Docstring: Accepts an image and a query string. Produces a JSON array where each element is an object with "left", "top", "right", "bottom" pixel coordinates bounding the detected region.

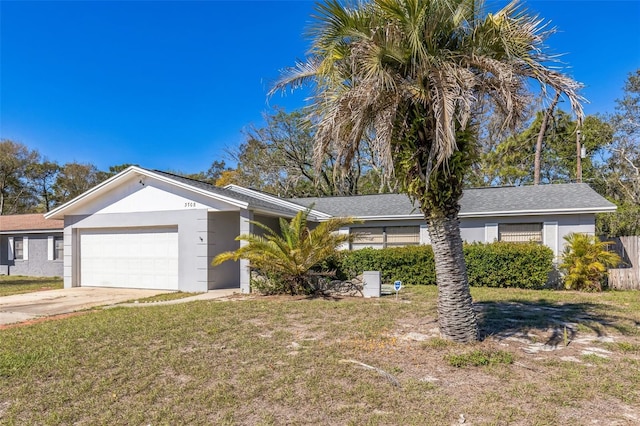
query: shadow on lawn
[{"left": 475, "top": 299, "right": 634, "bottom": 344}]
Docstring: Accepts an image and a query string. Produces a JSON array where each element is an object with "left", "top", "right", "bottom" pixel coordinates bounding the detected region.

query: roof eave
[
  {"left": 0, "top": 229, "right": 64, "bottom": 234},
  {"left": 224, "top": 184, "right": 333, "bottom": 219},
  {"left": 458, "top": 206, "right": 618, "bottom": 218}
]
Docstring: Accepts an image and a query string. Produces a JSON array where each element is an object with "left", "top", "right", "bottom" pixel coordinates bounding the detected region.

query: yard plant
[
  {"left": 560, "top": 233, "right": 621, "bottom": 291},
  {"left": 212, "top": 208, "right": 356, "bottom": 295},
  {"left": 272, "top": 0, "right": 584, "bottom": 342}
]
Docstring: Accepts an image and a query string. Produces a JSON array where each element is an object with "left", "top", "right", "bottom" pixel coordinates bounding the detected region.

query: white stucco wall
[{"left": 64, "top": 209, "right": 210, "bottom": 292}]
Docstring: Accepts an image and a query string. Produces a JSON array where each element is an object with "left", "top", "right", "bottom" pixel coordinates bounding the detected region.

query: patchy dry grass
[
  {"left": 0, "top": 275, "right": 62, "bottom": 296},
  {"left": 1, "top": 285, "right": 639, "bottom": 425}
]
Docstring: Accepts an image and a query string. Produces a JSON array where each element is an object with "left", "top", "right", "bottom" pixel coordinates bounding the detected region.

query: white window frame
[
  {"left": 12, "top": 237, "right": 28, "bottom": 260},
  {"left": 54, "top": 237, "right": 64, "bottom": 260}
]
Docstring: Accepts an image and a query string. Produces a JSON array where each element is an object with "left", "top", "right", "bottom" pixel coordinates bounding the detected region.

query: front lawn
[
  {"left": 1, "top": 286, "right": 639, "bottom": 425},
  {"left": 0, "top": 275, "right": 63, "bottom": 297}
]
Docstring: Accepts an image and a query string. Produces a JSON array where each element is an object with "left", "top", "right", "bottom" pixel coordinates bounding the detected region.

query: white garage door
[{"left": 80, "top": 227, "right": 179, "bottom": 290}]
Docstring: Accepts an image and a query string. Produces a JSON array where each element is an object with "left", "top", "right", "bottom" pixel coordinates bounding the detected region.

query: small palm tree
[
  {"left": 560, "top": 233, "right": 621, "bottom": 292},
  {"left": 212, "top": 209, "right": 357, "bottom": 295}
]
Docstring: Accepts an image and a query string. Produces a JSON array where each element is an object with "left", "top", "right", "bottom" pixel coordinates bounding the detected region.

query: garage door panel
[{"left": 80, "top": 227, "right": 179, "bottom": 290}]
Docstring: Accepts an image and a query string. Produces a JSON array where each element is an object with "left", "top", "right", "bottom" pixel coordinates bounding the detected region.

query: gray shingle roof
[
  {"left": 288, "top": 183, "right": 616, "bottom": 218},
  {"left": 150, "top": 170, "right": 301, "bottom": 216}
]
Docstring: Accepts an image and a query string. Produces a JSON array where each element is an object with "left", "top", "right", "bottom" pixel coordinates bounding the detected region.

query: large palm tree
[{"left": 272, "top": 0, "right": 583, "bottom": 342}]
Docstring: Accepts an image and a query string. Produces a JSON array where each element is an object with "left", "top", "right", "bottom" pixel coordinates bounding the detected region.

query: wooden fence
[{"left": 607, "top": 236, "right": 640, "bottom": 290}]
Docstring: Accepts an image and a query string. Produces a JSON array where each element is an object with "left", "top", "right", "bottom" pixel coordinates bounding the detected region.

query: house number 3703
[{"left": 184, "top": 202, "right": 196, "bottom": 208}]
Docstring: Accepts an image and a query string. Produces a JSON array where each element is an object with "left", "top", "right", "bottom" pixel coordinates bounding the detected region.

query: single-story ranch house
[
  {"left": 43, "top": 166, "right": 616, "bottom": 293},
  {"left": 1, "top": 214, "right": 64, "bottom": 277}
]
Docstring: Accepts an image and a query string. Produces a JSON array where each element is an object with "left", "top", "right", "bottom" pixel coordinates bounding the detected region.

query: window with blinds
[
  {"left": 352, "top": 227, "right": 384, "bottom": 249},
  {"left": 386, "top": 226, "right": 420, "bottom": 247},
  {"left": 498, "top": 223, "right": 543, "bottom": 243},
  {"left": 351, "top": 226, "right": 420, "bottom": 249}
]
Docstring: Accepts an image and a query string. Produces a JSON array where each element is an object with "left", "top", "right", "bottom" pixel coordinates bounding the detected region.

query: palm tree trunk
[{"left": 428, "top": 214, "right": 479, "bottom": 342}]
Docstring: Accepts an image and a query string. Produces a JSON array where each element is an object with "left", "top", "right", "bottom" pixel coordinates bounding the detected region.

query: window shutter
[
  {"left": 23, "top": 237, "right": 29, "bottom": 260},
  {"left": 7, "top": 237, "right": 14, "bottom": 261},
  {"left": 420, "top": 225, "right": 431, "bottom": 245},
  {"left": 485, "top": 223, "right": 498, "bottom": 243},
  {"left": 543, "top": 222, "right": 559, "bottom": 260},
  {"left": 337, "top": 227, "right": 350, "bottom": 251},
  {"left": 48, "top": 236, "right": 54, "bottom": 260}
]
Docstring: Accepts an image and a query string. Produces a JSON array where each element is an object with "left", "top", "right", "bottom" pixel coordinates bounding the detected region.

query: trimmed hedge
[
  {"left": 336, "top": 246, "right": 437, "bottom": 285},
  {"left": 333, "top": 242, "right": 554, "bottom": 289},
  {"left": 464, "top": 242, "right": 554, "bottom": 289}
]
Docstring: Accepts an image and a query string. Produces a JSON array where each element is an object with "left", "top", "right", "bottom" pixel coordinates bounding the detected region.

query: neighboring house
[
  {"left": 0, "top": 214, "right": 64, "bottom": 277},
  {"left": 44, "top": 166, "right": 616, "bottom": 293}
]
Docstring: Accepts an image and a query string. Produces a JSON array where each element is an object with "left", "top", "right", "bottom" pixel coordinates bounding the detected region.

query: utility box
[{"left": 362, "top": 271, "right": 381, "bottom": 298}]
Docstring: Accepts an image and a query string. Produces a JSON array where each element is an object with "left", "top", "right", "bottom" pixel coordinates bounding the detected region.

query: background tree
[
  {"left": 273, "top": 0, "right": 583, "bottom": 342},
  {"left": 469, "top": 111, "right": 609, "bottom": 186},
  {"left": 97, "top": 163, "right": 137, "bottom": 181},
  {"left": 27, "top": 160, "right": 61, "bottom": 212},
  {"left": 228, "top": 108, "right": 394, "bottom": 197},
  {"left": 466, "top": 101, "right": 533, "bottom": 187},
  {"left": 0, "top": 140, "right": 39, "bottom": 214},
  {"left": 53, "top": 162, "right": 101, "bottom": 203},
  {"left": 177, "top": 160, "right": 231, "bottom": 185},
  {"left": 595, "top": 69, "right": 640, "bottom": 236},
  {"left": 534, "top": 92, "right": 561, "bottom": 185}
]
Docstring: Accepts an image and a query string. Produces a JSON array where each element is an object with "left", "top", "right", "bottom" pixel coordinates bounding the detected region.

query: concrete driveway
[{"left": 0, "top": 287, "right": 167, "bottom": 326}]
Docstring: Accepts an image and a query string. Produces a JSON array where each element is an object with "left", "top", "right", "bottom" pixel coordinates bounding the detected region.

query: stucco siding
[
  {"left": 0, "top": 233, "right": 63, "bottom": 277},
  {"left": 339, "top": 214, "right": 597, "bottom": 256},
  {"left": 64, "top": 209, "right": 210, "bottom": 292},
  {"left": 254, "top": 215, "right": 281, "bottom": 237}
]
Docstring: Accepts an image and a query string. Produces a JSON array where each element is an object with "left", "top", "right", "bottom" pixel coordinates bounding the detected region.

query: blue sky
[{"left": 1, "top": 0, "right": 639, "bottom": 174}]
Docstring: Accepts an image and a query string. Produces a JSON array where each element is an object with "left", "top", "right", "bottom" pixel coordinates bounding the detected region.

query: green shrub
[
  {"left": 336, "top": 246, "right": 436, "bottom": 285},
  {"left": 465, "top": 242, "right": 554, "bottom": 289},
  {"left": 335, "top": 242, "right": 554, "bottom": 289}
]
